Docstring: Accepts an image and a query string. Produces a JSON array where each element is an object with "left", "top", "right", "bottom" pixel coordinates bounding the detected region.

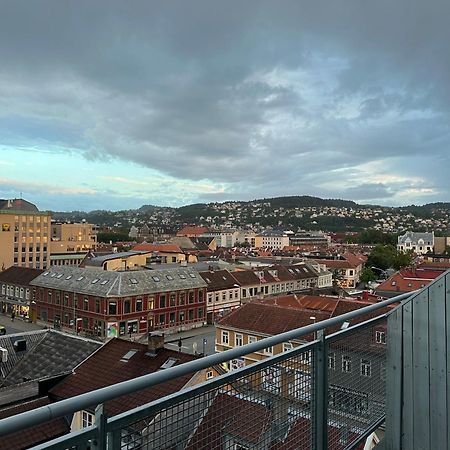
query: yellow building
[
  {"left": 0, "top": 199, "right": 51, "bottom": 270},
  {"left": 50, "top": 222, "right": 97, "bottom": 253}
]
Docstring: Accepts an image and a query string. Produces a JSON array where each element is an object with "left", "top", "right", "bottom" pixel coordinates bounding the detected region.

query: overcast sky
[{"left": 1, "top": 1, "right": 449, "bottom": 211}]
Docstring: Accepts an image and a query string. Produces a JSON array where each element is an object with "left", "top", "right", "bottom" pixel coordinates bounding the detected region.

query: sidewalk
[{"left": 0, "top": 314, "right": 44, "bottom": 334}]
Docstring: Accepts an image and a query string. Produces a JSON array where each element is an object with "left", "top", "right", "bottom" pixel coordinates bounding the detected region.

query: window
[
  {"left": 136, "top": 298, "right": 143, "bottom": 312},
  {"left": 169, "top": 312, "right": 175, "bottom": 323},
  {"left": 124, "top": 299, "right": 131, "bottom": 314},
  {"left": 361, "top": 359, "right": 371, "bottom": 377},
  {"left": 148, "top": 296, "right": 155, "bottom": 310},
  {"left": 159, "top": 314, "right": 166, "bottom": 325},
  {"left": 328, "top": 352, "right": 336, "bottom": 370},
  {"left": 47, "top": 291, "right": 52, "bottom": 304},
  {"left": 198, "top": 307, "right": 204, "bottom": 318},
  {"left": 108, "top": 301, "right": 117, "bottom": 315},
  {"left": 179, "top": 292, "right": 185, "bottom": 305},
  {"left": 199, "top": 290, "right": 204, "bottom": 302},
  {"left": 375, "top": 330, "right": 386, "bottom": 344},
  {"left": 264, "top": 346, "right": 273, "bottom": 355},
  {"left": 342, "top": 355, "right": 352, "bottom": 373},
  {"left": 300, "top": 350, "right": 311, "bottom": 365},
  {"left": 248, "top": 335, "right": 257, "bottom": 344},
  {"left": 81, "top": 411, "right": 94, "bottom": 428},
  {"left": 283, "top": 342, "right": 293, "bottom": 352},
  {"left": 159, "top": 294, "right": 166, "bottom": 308},
  {"left": 235, "top": 333, "right": 243, "bottom": 346},
  {"left": 206, "top": 370, "right": 214, "bottom": 379},
  {"left": 95, "top": 298, "right": 101, "bottom": 314},
  {"left": 170, "top": 292, "right": 176, "bottom": 307},
  {"left": 222, "top": 330, "right": 229, "bottom": 345},
  {"left": 188, "top": 309, "right": 194, "bottom": 320},
  {"left": 189, "top": 291, "right": 194, "bottom": 303},
  {"left": 83, "top": 297, "right": 89, "bottom": 311}
]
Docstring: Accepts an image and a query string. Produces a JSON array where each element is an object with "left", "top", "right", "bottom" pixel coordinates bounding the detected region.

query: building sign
[
  {"left": 2, "top": 223, "right": 10, "bottom": 232},
  {"left": 107, "top": 322, "right": 119, "bottom": 338}
]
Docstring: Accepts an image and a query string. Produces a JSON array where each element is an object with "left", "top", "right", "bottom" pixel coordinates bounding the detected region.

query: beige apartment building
[
  {"left": 50, "top": 222, "right": 97, "bottom": 253},
  {"left": 0, "top": 199, "right": 51, "bottom": 270}
]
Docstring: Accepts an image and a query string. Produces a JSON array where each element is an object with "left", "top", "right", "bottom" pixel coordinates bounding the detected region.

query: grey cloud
[{"left": 1, "top": 1, "right": 450, "bottom": 207}]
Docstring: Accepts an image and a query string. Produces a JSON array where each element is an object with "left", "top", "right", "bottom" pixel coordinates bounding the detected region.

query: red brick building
[{"left": 30, "top": 267, "right": 207, "bottom": 339}]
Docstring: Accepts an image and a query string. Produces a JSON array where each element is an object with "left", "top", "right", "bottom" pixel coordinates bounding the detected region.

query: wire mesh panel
[
  {"left": 326, "top": 318, "right": 387, "bottom": 449},
  {"left": 113, "top": 345, "right": 316, "bottom": 450}
]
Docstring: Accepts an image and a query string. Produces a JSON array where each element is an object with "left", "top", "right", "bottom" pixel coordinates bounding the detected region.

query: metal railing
[{"left": 0, "top": 291, "right": 414, "bottom": 449}]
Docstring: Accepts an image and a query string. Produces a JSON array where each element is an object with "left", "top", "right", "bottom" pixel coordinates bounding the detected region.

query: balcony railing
[{"left": 0, "top": 291, "right": 414, "bottom": 450}]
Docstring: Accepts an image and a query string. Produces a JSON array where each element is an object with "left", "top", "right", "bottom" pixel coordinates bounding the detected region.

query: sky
[{"left": 1, "top": 1, "right": 450, "bottom": 211}]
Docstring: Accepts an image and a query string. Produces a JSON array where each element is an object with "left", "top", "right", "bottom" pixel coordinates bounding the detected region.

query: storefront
[{"left": 0, "top": 296, "right": 31, "bottom": 319}]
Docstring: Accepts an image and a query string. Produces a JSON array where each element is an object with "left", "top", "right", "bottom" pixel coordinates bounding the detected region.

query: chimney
[{"left": 148, "top": 332, "right": 165, "bottom": 355}]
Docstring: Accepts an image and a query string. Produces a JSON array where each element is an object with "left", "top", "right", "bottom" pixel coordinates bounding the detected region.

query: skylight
[
  {"left": 166, "top": 275, "right": 174, "bottom": 281},
  {"left": 152, "top": 276, "right": 160, "bottom": 282},
  {"left": 76, "top": 276, "right": 84, "bottom": 281},
  {"left": 130, "top": 278, "right": 138, "bottom": 284},
  {"left": 179, "top": 274, "right": 186, "bottom": 279},
  {"left": 42, "top": 272, "right": 49, "bottom": 276},
  {"left": 120, "top": 349, "right": 138, "bottom": 362},
  {"left": 100, "top": 280, "right": 109, "bottom": 285},
  {"left": 91, "top": 279, "right": 99, "bottom": 284},
  {"left": 189, "top": 273, "right": 196, "bottom": 278},
  {"left": 65, "top": 275, "right": 72, "bottom": 280},
  {"left": 160, "top": 357, "right": 178, "bottom": 369},
  {"left": 56, "top": 274, "right": 63, "bottom": 279},
  {"left": 50, "top": 273, "right": 56, "bottom": 278}
]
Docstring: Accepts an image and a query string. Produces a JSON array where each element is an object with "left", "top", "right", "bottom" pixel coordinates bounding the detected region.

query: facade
[
  {"left": 0, "top": 266, "right": 44, "bottom": 320},
  {"left": 50, "top": 222, "right": 97, "bottom": 254},
  {"left": 30, "top": 266, "right": 207, "bottom": 338},
  {"left": 318, "top": 253, "right": 365, "bottom": 289},
  {"left": 0, "top": 199, "right": 51, "bottom": 270},
  {"left": 256, "top": 231, "right": 290, "bottom": 249},
  {"left": 198, "top": 269, "right": 240, "bottom": 323},
  {"left": 231, "top": 264, "right": 319, "bottom": 303},
  {"left": 289, "top": 231, "right": 331, "bottom": 247},
  {"left": 201, "top": 230, "right": 239, "bottom": 248},
  {"left": 397, "top": 230, "right": 434, "bottom": 254},
  {"left": 50, "top": 252, "right": 87, "bottom": 267}
]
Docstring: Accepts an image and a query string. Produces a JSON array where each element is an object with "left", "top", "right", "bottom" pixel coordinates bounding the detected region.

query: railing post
[
  {"left": 313, "top": 330, "right": 328, "bottom": 450},
  {"left": 91, "top": 403, "right": 107, "bottom": 450}
]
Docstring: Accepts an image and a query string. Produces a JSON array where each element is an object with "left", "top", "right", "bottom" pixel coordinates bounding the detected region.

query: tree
[
  {"left": 366, "top": 244, "right": 414, "bottom": 272},
  {"left": 360, "top": 267, "right": 377, "bottom": 283}
]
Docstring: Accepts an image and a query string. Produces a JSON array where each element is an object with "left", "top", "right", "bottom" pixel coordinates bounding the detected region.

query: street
[
  {"left": 0, "top": 315, "right": 43, "bottom": 335},
  {"left": 164, "top": 325, "right": 216, "bottom": 356}
]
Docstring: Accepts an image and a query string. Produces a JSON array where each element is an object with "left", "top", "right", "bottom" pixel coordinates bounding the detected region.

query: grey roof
[
  {"left": 84, "top": 250, "right": 151, "bottom": 267},
  {"left": 398, "top": 231, "right": 434, "bottom": 245},
  {"left": 30, "top": 266, "right": 207, "bottom": 297},
  {"left": 0, "top": 330, "right": 101, "bottom": 387}
]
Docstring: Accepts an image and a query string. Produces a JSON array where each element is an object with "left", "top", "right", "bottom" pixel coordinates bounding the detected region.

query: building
[
  {"left": 81, "top": 250, "right": 152, "bottom": 271},
  {"left": 201, "top": 230, "right": 239, "bottom": 248},
  {"left": 374, "top": 267, "right": 444, "bottom": 298},
  {"left": 397, "top": 230, "right": 434, "bottom": 254},
  {"left": 0, "top": 266, "right": 43, "bottom": 320},
  {"left": 48, "top": 336, "right": 219, "bottom": 437},
  {"left": 132, "top": 243, "right": 196, "bottom": 263},
  {"left": 50, "top": 222, "right": 97, "bottom": 254},
  {"left": 289, "top": 231, "right": 331, "bottom": 247},
  {"left": 231, "top": 264, "right": 319, "bottom": 303},
  {"left": 30, "top": 266, "right": 207, "bottom": 338},
  {"left": 176, "top": 226, "right": 210, "bottom": 237},
  {"left": 318, "top": 253, "right": 365, "bottom": 289},
  {"left": 256, "top": 230, "right": 290, "bottom": 250},
  {"left": 0, "top": 198, "right": 51, "bottom": 270},
  {"left": 198, "top": 270, "right": 240, "bottom": 323}
]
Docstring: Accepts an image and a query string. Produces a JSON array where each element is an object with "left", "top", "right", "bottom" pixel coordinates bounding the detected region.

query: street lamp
[
  {"left": 371, "top": 266, "right": 389, "bottom": 278},
  {"left": 310, "top": 316, "right": 317, "bottom": 340}
]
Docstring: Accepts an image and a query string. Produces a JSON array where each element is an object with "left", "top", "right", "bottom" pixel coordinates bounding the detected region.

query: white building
[{"left": 397, "top": 231, "right": 434, "bottom": 255}]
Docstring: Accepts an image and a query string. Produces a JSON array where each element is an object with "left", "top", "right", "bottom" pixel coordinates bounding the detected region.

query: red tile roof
[
  {"left": 176, "top": 226, "right": 210, "bottom": 237},
  {"left": 49, "top": 338, "right": 198, "bottom": 417},
  {"left": 0, "top": 397, "right": 69, "bottom": 450}
]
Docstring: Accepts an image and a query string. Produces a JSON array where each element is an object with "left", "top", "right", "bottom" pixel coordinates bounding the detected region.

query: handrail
[{"left": 0, "top": 290, "right": 415, "bottom": 437}]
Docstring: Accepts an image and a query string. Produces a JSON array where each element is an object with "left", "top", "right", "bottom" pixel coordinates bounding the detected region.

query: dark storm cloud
[{"left": 1, "top": 0, "right": 450, "bottom": 206}]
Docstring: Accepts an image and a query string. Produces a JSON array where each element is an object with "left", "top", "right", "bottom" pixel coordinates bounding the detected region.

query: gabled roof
[
  {"left": 49, "top": 338, "right": 198, "bottom": 417},
  {"left": 229, "top": 270, "right": 261, "bottom": 286},
  {"left": 30, "top": 266, "right": 206, "bottom": 297},
  {"left": 0, "top": 266, "right": 44, "bottom": 285},
  {"left": 0, "top": 330, "right": 101, "bottom": 387},
  {"left": 0, "top": 198, "right": 39, "bottom": 212},
  {"left": 398, "top": 231, "right": 434, "bottom": 245},
  {"left": 199, "top": 270, "right": 240, "bottom": 291},
  {"left": 0, "top": 397, "right": 70, "bottom": 450},
  {"left": 217, "top": 298, "right": 331, "bottom": 339}
]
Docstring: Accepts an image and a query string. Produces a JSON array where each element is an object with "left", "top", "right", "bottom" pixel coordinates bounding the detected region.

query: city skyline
[{"left": 1, "top": 1, "right": 450, "bottom": 211}]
